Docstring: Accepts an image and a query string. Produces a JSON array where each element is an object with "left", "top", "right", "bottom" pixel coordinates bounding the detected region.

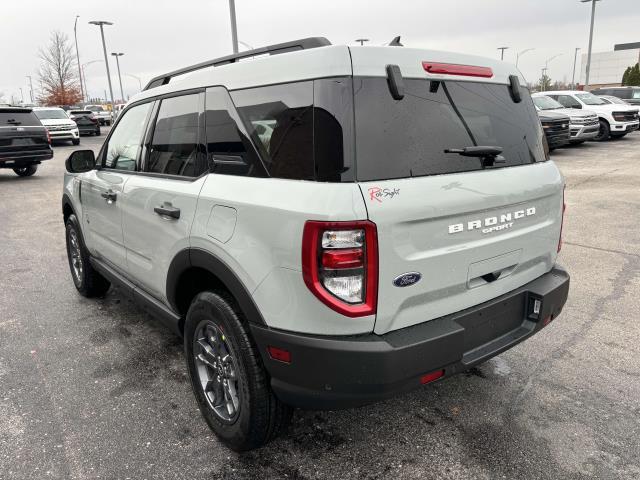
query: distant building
[{"left": 579, "top": 42, "right": 640, "bottom": 90}]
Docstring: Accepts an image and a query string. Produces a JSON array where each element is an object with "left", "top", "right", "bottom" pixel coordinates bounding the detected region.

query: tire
[
  {"left": 65, "top": 214, "right": 110, "bottom": 297},
  {"left": 72, "top": 139, "right": 80, "bottom": 146},
  {"left": 95, "top": 128, "right": 101, "bottom": 136},
  {"left": 570, "top": 140, "right": 585, "bottom": 145},
  {"left": 13, "top": 165, "right": 38, "bottom": 177},
  {"left": 595, "top": 119, "right": 610, "bottom": 141},
  {"left": 184, "top": 291, "right": 292, "bottom": 451}
]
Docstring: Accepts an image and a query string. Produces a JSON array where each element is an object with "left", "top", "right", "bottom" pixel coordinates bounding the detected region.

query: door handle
[
  {"left": 154, "top": 202, "right": 181, "bottom": 219},
  {"left": 101, "top": 190, "right": 117, "bottom": 203}
]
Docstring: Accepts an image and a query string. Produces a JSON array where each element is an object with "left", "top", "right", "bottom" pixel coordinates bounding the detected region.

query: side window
[
  {"left": 556, "top": 95, "right": 580, "bottom": 108},
  {"left": 231, "top": 82, "right": 314, "bottom": 180},
  {"left": 615, "top": 89, "right": 631, "bottom": 99},
  {"left": 104, "top": 102, "right": 152, "bottom": 170},
  {"left": 146, "top": 93, "right": 206, "bottom": 177},
  {"left": 205, "top": 87, "right": 267, "bottom": 177}
]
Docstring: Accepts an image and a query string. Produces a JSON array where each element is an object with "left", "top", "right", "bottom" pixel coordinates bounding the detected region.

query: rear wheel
[
  {"left": 184, "top": 292, "right": 292, "bottom": 451},
  {"left": 13, "top": 165, "right": 38, "bottom": 177},
  {"left": 65, "top": 214, "right": 110, "bottom": 297},
  {"left": 595, "top": 119, "right": 610, "bottom": 141}
]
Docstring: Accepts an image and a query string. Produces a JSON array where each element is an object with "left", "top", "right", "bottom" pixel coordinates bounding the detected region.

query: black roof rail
[{"left": 143, "top": 37, "right": 332, "bottom": 91}]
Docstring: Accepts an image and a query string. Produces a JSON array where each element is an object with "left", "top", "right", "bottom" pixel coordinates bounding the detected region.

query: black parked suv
[
  {"left": 590, "top": 86, "right": 640, "bottom": 106},
  {"left": 0, "top": 107, "right": 53, "bottom": 176},
  {"left": 68, "top": 110, "right": 101, "bottom": 136},
  {"left": 537, "top": 110, "right": 571, "bottom": 150}
]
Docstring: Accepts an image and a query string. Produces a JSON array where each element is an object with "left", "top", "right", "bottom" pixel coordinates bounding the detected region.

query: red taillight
[
  {"left": 420, "top": 369, "right": 445, "bottom": 385},
  {"left": 267, "top": 346, "right": 291, "bottom": 364},
  {"left": 322, "top": 249, "right": 364, "bottom": 269},
  {"left": 302, "top": 220, "right": 378, "bottom": 317},
  {"left": 558, "top": 186, "right": 566, "bottom": 253},
  {"left": 422, "top": 62, "right": 494, "bottom": 78}
]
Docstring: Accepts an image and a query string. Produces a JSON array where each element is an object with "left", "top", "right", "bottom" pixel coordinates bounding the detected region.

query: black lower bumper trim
[{"left": 251, "top": 266, "right": 570, "bottom": 410}]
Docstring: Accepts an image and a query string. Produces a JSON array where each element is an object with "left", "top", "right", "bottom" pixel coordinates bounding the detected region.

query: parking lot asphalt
[{"left": 1, "top": 131, "right": 639, "bottom": 480}]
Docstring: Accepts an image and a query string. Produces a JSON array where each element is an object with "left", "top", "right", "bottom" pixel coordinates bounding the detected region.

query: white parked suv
[
  {"left": 33, "top": 107, "right": 80, "bottom": 145},
  {"left": 544, "top": 90, "right": 639, "bottom": 141},
  {"left": 62, "top": 38, "right": 570, "bottom": 451}
]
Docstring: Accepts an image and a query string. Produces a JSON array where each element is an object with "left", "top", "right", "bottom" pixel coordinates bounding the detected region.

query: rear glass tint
[
  {"left": 0, "top": 110, "right": 41, "bottom": 126},
  {"left": 353, "top": 78, "right": 545, "bottom": 181}
]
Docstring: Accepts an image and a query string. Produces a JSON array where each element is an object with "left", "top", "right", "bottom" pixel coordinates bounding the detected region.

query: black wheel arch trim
[{"left": 166, "top": 248, "right": 266, "bottom": 326}]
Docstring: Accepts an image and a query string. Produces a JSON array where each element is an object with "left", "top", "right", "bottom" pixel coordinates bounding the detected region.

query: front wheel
[
  {"left": 95, "top": 128, "right": 101, "bottom": 136},
  {"left": 184, "top": 292, "right": 292, "bottom": 451},
  {"left": 65, "top": 214, "right": 110, "bottom": 297},
  {"left": 13, "top": 165, "right": 38, "bottom": 176},
  {"left": 72, "top": 139, "right": 80, "bottom": 146},
  {"left": 595, "top": 119, "right": 610, "bottom": 141}
]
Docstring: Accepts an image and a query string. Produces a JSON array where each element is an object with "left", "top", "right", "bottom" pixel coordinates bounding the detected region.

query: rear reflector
[
  {"left": 422, "top": 62, "right": 494, "bottom": 78},
  {"left": 420, "top": 369, "right": 445, "bottom": 385},
  {"left": 322, "top": 248, "right": 364, "bottom": 269},
  {"left": 267, "top": 346, "right": 291, "bottom": 364}
]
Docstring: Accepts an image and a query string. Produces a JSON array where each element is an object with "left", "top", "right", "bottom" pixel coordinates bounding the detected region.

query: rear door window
[
  {"left": 146, "top": 93, "right": 207, "bottom": 178},
  {"left": 353, "top": 78, "right": 545, "bottom": 181}
]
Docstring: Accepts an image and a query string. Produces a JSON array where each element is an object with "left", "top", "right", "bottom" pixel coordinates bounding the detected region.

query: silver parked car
[
  {"left": 532, "top": 94, "right": 599, "bottom": 144},
  {"left": 62, "top": 37, "right": 570, "bottom": 451}
]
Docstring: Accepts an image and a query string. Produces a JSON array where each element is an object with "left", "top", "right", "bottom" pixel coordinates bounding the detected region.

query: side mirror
[{"left": 65, "top": 150, "right": 96, "bottom": 173}]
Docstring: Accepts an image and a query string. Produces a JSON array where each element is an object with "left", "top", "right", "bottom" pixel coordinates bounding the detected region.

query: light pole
[
  {"left": 355, "top": 38, "right": 370, "bottom": 46},
  {"left": 19, "top": 88, "right": 24, "bottom": 103},
  {"left": 541, "top": 54, "right": 563, "bottom": 91},
  {"left": 581, "top": 0, "right": 601, "bottom": 89},
  {"left": 497, "top": 46, "right": 509, "bottom": 61},
  {"left": 572, "top": 47, "right": 581, "bottom": 88},
  {"left": 541, "top": 67, "right": 549, "bottom": 91},
  {"left": 73, "top": 15, "right": 85, "bottom": 101},
  {"left": 111, "top": 53, "right": 125, "bottom": 102},
  {"left": 82, "top": 60, "right": 103, "bottom": 102},
  {"left": 516, "top": 48, "right": 534, "bottom": 68},
  {"left": 228, "top": 0, "right": 239, "bottom": 53},
  {"left": 124, "top": 73, "right": 142, "bottom": 92},
  {"left": 26, "top": 76, "right": 34, "bottom": 103},
  {"left": 88, "top": 21, "right": 115, "bottom": 109}
]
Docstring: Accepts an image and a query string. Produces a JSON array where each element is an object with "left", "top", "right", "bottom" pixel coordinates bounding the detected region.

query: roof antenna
[{"left": 389, "top": 36, "right": 403, "bottom": 47}]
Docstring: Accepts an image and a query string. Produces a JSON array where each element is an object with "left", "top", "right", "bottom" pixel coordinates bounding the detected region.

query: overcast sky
[{"left": 1, "top": 0, "right": 639, "bottom": 103}]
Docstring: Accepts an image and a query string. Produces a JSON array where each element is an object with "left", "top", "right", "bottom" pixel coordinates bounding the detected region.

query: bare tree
[{"left": 38, "top": 31, "right": 82, "bottom": 106}]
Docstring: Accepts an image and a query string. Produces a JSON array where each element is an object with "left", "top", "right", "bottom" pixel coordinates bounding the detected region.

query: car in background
[
  {"left": 590, "top": 86, "right": 640, "bottom": 106},
  {"left": 68, "top": 110, "right": 101, "bottom": 136},
  {"left": 597, "top": 95, "right": 631, "bottom": 105},
  {"left": 545, "top": 90, "right": 639, "bottom": 141},
  {"left": 0, "top": 107, "right": 53, "bottom": 176},
  {"left": 537, "top": 109, "right": 571, "bottom": 150},
  {"left": 33, "top": 107, "right": 80, "bottom": 146},
  {"left": 84, "top": 104, "right": 112, "bottom": 125},
  {"left": 532, "top": 94, "right": 599, "bottom": 144},
  {"left": 112, "top": 103, "right": 125, "bottom": 121}
]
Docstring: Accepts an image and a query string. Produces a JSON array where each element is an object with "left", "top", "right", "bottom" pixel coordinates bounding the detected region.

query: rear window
[
  {"left": 353, "top": 78, "right": 545, "bottom": 181},
  {"left": 87, "top": 106, "right": 105, "bottom": 112},
  {"left": 0, "top": 110, "right": 41, "bottom": 126}
]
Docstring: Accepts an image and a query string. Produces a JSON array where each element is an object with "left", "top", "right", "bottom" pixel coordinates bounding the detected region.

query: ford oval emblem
[{"left": 393, "top": 272, "right": 422, "bottom": 287}]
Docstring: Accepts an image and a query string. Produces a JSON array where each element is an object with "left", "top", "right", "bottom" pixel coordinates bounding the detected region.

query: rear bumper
[
  {"left": 251, "top": 265, "right": 570, "bottom": 410},
  {"left": 0, "top": 149, "right": 53, "bottom": 168}
]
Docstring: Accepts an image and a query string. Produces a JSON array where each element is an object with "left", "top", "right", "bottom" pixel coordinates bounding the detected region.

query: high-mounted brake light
[
  {"left": 302, "top": 220, "right": 378, "bottom": 317},
  {"left": 422, "top": 62, "right": 494, "bottom": 78},
  {"left": 558, "top": 186, "right": 566, "bottom": 253}
]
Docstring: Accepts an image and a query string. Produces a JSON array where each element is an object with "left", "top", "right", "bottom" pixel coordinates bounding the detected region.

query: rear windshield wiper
[{"left": 444, "top": 146, "right": 505, "bottom": 167}]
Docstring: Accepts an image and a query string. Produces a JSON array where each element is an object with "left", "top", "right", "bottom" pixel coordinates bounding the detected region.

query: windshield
[
  {"left": 533, "top": 96, "right": 563, "bottom": 110},
  {"left": 34, "top": 109, "right": 68, "bottom": 120},
  {"left": 576, "top": 93, "right": 606, "bottom": 105},
  {"left": 353, "top": 78, "right": 545, "bottom": 181},
  {"left": 87, "top": 106, "right": 104, "bottom": 112}
]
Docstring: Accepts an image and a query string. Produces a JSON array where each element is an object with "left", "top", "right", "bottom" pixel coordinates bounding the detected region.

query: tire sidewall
[
  {"left": 596, "top": 119, "right": 610, "bottom": 141},
  {"left": 65, "top": 214, "right": 86, "bottom": 291},
  {"left": 184, "top": 293, "right": 258, "bottom": 449}
]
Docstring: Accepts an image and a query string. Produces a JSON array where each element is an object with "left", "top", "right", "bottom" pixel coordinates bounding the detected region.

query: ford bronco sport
[{"left": 62, "top": 38, "right": 570, "bottom": 451}]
